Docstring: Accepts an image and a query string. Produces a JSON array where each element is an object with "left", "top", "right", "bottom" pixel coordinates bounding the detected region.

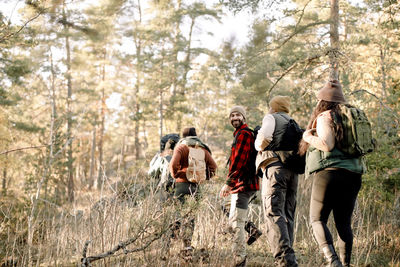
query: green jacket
[{"left": 306, "top": 146, "right": 365, "bottom": 176}]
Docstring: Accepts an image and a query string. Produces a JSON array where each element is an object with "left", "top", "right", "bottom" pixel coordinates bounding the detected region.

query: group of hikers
[{"left": 148, "top": 79, "right": 374, "bottom": 267}]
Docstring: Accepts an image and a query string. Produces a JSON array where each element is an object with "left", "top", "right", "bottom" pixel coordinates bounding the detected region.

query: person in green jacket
[{"left": 299, "top": 80, "right": 364, "bottom": 267}]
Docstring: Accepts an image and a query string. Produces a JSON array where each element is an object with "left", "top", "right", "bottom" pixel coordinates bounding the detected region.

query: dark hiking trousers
[
  {"left": 173, "top": 182, "right": 199, "bottom": 247},
  {"left": 262, "top": 161, "right": 298, "bottom": 267},
  {"left": 310, "top": 169, "right": 362, "bottom": 264}
]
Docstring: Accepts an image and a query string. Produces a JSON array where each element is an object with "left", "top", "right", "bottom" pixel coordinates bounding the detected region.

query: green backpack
[{"left": 336, "top": 104, "right": 375, "bottom": 156}]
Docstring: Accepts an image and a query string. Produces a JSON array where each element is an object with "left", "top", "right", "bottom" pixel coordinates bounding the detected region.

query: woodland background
[{"left": 0, "top": 0, "right": 399, "bottom": 266}]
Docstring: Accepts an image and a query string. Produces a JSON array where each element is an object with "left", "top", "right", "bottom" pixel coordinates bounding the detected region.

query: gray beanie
[{"left": 229, "top": 106, "right": 246, "bottom": 120}]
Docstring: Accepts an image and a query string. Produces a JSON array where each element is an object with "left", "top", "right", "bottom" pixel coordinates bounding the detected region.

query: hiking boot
[
  {"left": 245, "top": 221, "right": 262, "bottom": 245},
  {"left": 339, "top": 246, "right": 351, "bottom": 267},
  {"left": 234, "top": 255, "right": 247, "bottom": 267},
  {"left": 322, "top": 245, "right": 344, "bottom": 267}
]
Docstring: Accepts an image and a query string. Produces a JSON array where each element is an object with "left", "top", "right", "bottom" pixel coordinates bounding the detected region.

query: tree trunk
[
  {"left": 2, "top": 152, "right": 7, "bottom": 193},
  {"left": 379, "top": 45, "right": 387, "bottom": 98},
  {"left": 45, "top": 47, "right": 57, "bottom": 198},
  {"left": 121, "top": 135, "right": 127, "bottom": 172},
  {"left": 329, "top": 0, "right": 340, "bottom": 80},
  {"left": 89, "top": 127, "right": 96, "bottom": 189},
  {"left": 133, "top": 0, "right": 143, "bottom": 161},
  {"left": 64, "top": 7, "right": 74, "bottom": 202},
  {"left": 159, "top": 85, "right": 163, "bottom": 140},
  {"left": 97, "top": 51, "right": 106, "bottom": 190}
]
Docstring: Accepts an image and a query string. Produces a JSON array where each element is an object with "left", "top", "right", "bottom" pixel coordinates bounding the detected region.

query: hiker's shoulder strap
[{"left": 233, "top": 127, "right": 253, "bottom": 144}]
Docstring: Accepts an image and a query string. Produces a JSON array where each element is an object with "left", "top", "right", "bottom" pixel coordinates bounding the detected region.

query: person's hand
[{"left": 219, "top": 184, "right": 232, "bottom": 198}]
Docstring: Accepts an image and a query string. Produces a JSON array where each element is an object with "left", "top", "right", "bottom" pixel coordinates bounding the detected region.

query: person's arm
[
  {"left": 204, "top": 150, "right": 217, "bottom": 179},
  {"left": 255, "top": 114, "right": 275, "bottom": 151},
  {"left": 169, "top": 144, "right": 187, "bottom": 178},
  {"left": 226, "top": 131, "right": 252, "bottom": 187},
  {"left": 303, "top": 112, "right": 335, "bottom": 152},
  {"left": 148, "top": 153, "right": 161, "bottom": 177}
]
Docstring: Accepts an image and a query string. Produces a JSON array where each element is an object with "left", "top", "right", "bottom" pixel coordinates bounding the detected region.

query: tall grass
[{"left": 1, "top": 171, "right": 399, "bottom": 266}]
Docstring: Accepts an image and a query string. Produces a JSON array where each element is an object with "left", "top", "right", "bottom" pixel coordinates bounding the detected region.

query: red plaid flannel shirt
[{"left": 226, "top": 124, "right": 259, "bottom": 193}]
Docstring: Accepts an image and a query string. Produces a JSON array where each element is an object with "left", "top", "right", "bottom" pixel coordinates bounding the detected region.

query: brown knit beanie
[
  {"left": 269, "top": 95, "right": 290, "bottom": 113},
  {"left": 229, "top": 106, "right": 246, "bottom": 120},
  {"left": 317, "top": 80, "right": 346, "bottom": 103},
  {"left": 182, "top": 127, "right": 197, "bottom": 137}
]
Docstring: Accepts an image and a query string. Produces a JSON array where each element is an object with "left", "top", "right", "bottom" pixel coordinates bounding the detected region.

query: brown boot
[
  {"left": 234, "top": 255, "right": 247, "bottom": 267},
  {"left": 245, "top": 221, "right": 262, "bottom": 245}
]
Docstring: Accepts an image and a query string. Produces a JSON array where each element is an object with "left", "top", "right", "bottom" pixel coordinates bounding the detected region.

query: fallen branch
[
  {"left": 80, "top": 226, "right": 168, "bottom": 266},
  {"left": 80, "top": 210, "right": 193, "bottom": 266}
]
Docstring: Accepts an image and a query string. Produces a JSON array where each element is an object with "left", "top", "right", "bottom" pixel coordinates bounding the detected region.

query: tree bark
[
  {"left": 329, "top": 0, "right": 340, "bottom": 80},
  {"left": 97, "top": 51, "right": 106, "bottom": 190},
  {"left": 64, "top": 6, "right": 74, "bottom": 202},
  {"left": 133, "top": 0, "right": 143, "bottom": 160},
  {"left": 2, "top": 152, "right": 7, "bottom": 193},
  {"left": 379, "top": 45, "right": 387, "bottom": 98},
  {"left": 89, "top": 127, "right": 96, "bottom": 189}
]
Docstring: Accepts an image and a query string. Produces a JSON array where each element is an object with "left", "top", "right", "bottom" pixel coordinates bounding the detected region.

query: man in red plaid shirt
[{"left": 220, "top": 106, "right": 260, "bottom": 267}]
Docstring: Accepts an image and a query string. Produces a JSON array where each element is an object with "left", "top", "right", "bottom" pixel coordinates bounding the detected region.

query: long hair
[{"left": 298, "top": 100, "right": 343, "bottom": 156}]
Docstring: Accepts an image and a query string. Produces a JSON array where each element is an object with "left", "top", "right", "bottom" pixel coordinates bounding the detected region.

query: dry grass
[{"left": 1, "top": 172, "right": 400, "bottom": 267}]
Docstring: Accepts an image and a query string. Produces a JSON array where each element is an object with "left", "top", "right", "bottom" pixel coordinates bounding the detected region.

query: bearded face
[{"left": 230, "top": 111, "right": 245, "bottom": 129}]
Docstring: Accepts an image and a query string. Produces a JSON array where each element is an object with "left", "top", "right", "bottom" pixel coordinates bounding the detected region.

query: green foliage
[
  {"left": 11, "top": 121, "right": 43, "bottom": 133},
  {"left": 3, "top": 59, "right": 32, "bottom": 85}
]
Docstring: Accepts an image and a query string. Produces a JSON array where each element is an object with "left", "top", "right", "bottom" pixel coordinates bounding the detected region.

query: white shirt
[
  {"left": 255, "top": 114, "right": 276, "bottom": 151},
  {"left": 302, "top": 111, "right": 335, "bottom": 152}
]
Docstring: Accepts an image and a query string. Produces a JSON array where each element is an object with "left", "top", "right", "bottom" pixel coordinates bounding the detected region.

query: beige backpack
[{"left": 186, "top": 145, "right": 207, "bottom": 184}]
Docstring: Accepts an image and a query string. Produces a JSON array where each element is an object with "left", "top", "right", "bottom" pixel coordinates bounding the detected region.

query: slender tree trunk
[
  {"left": 176, "top": 16, "right": 195, "bottom": 131},
  {"left": 170, "top": 0, "right": 182, "bottom": 132},
  {"left": 329, "top": 0, "right": 340, "bottom": 80},
  {"left": 379, "top": 45, "right": 387, "bottom": 98},
  {"left": 28, "top": 45, "right": 58, "bottom": 267},
  {"left": 45, "top": 48, "right": 57, "bottom": 198},
  {"left": 133, "top": 0, "right": 143, "bottom": 160},
  {"left": 89, "top": 127, "right": 96, "bottom": 189},
  {"left": 64, "top": 7, "right": 74, "bottom": 202},
  {"left": 97, "top": 51, "right": 106, "bottom": 190},
  {"left": 121, "top": 135, "right": 127, "bottom": 172},
  {"left": 2, "top": 152, "right": 7, "bottom": 193},
  {"left": 158, "top": 50, "right": 167, "bottom": 141},
  {"left": 134, "top": 86, "right": 140, "bottom": 160},
  {"left": 159, "top": 86, "right": 163, "bottom": 140}
]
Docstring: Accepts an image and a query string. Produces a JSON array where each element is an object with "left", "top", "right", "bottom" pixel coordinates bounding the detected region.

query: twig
[
  {"left": 267, "top": 54, "right": 321, "bottom": 96},
  {"left": 0, "top": 8, "right": 45, "bottom": 43},
  {"left": 350, "top": 89, "right": 400, "bottom": 124},
  {"left": 0, "top": 145, "right": 50, "bottom": 155}
]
